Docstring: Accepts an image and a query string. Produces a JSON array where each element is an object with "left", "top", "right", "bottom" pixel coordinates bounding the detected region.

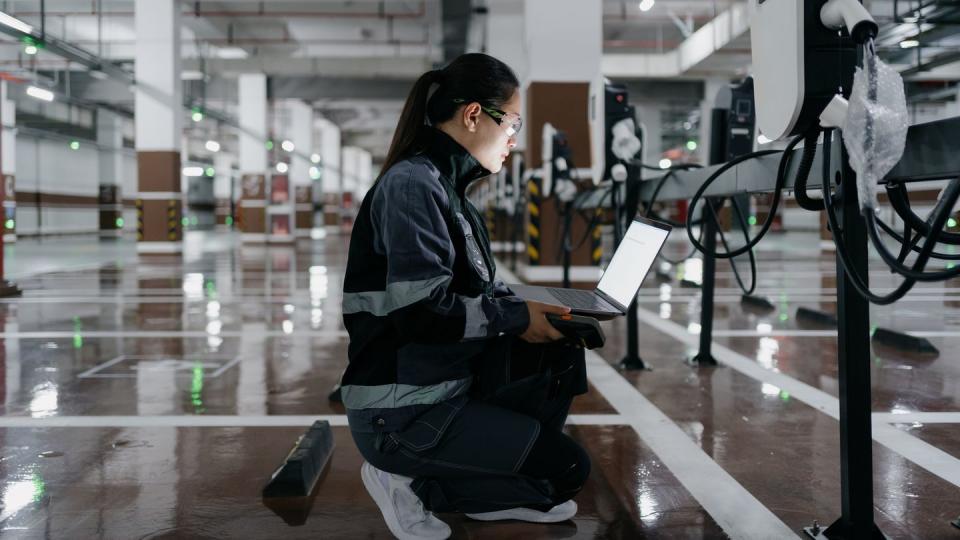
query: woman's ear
[{"left": 463, "top": 102, "right": 482, "bottom": 133}]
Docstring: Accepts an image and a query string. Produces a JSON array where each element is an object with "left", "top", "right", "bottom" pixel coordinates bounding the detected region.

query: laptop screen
[{"left": 597, "top": 218, "right": 671, "bottom": 309}]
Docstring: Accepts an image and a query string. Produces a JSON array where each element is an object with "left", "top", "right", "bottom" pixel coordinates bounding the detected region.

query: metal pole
[
  {"left": 562, "top": 201, "right": 572, "bottom": 289},
  {"left": 806, "top": 141, "right": 883, "bottom": 540},
  {"left": 619, "top": 164, "right": 647, "bottom": 370},
  {"left": 691, "top": 198, "right": 719, "bottom": 366}
]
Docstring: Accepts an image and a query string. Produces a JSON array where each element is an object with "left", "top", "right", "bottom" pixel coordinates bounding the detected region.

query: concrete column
[
  {"left": 213, "top": 153, "right": 233, "bottom": 228},
  {"left": 135, "top": 0, "right": 182, "bottom": 254},
  {"left": 1, "top": 81, "right": 15, "bottom": 243},
  {"left": 283, "top": 100, "right": 314, "bottom": 237},
  {"left": 238, "top": 73, "right": 268, "bottom": 242},
  {"left": 98, "top": 110, "right": 124, "bottom": 239},
  {"left": 699, "top": 77, "right": 730, "bottom": 166},
  {"left": 317, "top": 118, "right": 341, "bottom": 231},
  {"left": 521, "top": 0, "right": 603, "bottom": 275}
]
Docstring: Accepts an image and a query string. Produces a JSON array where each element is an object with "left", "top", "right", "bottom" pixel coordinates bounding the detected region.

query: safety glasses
[{"left": 453, "top": 98, "right": 523, "bottom": 136}]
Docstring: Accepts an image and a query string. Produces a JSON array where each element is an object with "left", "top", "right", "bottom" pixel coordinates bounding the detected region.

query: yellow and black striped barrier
[
  {"left": 591, "top": 209, "right": 603, "bottom": 265},
  {"left": 527, "top": 176, "right": 541, "bottom": 265},
  {"left": 136, "top": 199, "right": 143, "bottom": 241}
]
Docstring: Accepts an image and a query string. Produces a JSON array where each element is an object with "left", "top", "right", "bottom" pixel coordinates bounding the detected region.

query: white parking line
[
  {"left": 631, "top": 305, "right": 960, "bottom": 489},
  {"left": 0, "top": 330, "right": 350, "bottom": 339},
  {"left": 872, "top": 412, "right": 960, "bottom": 424},
  {"left": 583, "top": 352, "right": 798, "bottom": 539}
]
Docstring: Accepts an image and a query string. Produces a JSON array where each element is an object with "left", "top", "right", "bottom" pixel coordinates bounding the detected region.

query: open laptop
[{"left": 510, "top": 216, "right": 672, "bottom": 319}]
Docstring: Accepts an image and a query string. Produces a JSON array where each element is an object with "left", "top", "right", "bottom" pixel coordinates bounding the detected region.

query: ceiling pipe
[
  {"left": 38, "top": 36, "right": 431, "bottom": 47},
  {"left": 9, "top": 1, "right": 426, "bottom": 19}
]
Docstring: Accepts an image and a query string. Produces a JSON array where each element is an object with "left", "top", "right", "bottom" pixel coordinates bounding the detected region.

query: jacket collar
[{"left": 421, "top": 128, "right": 491, "bottom": 195}]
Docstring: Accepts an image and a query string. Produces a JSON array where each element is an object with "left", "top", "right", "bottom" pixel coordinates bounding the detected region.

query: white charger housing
[{"left": 750, "top": 0, "right": 861, "bottom": 140}]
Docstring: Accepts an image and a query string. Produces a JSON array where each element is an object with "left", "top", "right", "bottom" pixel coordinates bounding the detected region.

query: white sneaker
[
  {"left": 360, "top": 461, "right": 451, "bottom": 540},
  {"left": 465, "top": 500, "right": 578, "bottom": 523}
]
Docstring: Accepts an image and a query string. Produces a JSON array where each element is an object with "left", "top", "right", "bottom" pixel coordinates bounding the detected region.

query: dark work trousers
[{"left": 349, "top": 336, "right": 590, "bottom": 514}]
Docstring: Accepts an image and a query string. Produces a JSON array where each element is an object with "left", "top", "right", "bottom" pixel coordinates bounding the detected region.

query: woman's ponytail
[{"left": 377, "top": 69, "right": 443, "bottom": 180}]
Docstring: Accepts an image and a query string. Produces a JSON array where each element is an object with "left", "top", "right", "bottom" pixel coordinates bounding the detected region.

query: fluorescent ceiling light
[
  {"left": 658, "top": 158, "right": 672, "bottom": 169},
  {"left": 639, "top": 0, "right": 655, "bottom": 12},
  {"left": 276, "top": 162, "right": 289, "bottom": 173},
  {"left": 310, "top": 153, "right": 321, "bottom": 164},
  {"left": 205, "top": 140, "right": 221, "bottom": 153},
  {"left": 215, "top": 47, "right": 248, "bottom": 59},
  {"left": 281, "top": 140, "right": 295, "bottom": 152},
  {"left": 900, "top": 39, "right": 920, "bottom": 49},
  {"left": 183, "top": 166, "right": 205, "bottom": 177},
  {"left": 26, "top": 86, "right": 54, "bottom": 102},
  {"left": 0, "top": 11, "right": 34, "bottom": 34}
]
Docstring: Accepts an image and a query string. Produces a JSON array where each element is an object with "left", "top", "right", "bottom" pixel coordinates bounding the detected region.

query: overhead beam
[
  {"left": 271, "top": 76, "right": 414, "bottom": 101},
  {"left": 181, "top": 56, "right": 431, "bottom": 77}
]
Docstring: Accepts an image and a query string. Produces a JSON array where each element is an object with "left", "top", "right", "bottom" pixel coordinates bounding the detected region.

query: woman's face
[{"left": 445, "top": 89, "right": 521, "bottom": 173}]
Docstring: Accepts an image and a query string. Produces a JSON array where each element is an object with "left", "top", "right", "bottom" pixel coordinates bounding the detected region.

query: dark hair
[{"left": 378, "top": 53, "right": 520, "bottom": 180}]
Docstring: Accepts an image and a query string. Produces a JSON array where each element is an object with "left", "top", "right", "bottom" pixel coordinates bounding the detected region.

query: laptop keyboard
[{"left": 547, "top": 288, "right": 611, "bottom": 311}]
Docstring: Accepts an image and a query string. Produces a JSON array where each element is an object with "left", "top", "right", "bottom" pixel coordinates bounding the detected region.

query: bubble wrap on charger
[{"left": 844, "top": 47, "right": 908, "bottom": 213}]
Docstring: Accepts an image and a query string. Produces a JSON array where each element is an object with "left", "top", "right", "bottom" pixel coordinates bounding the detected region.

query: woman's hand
[{"left": 519, "top": 300, "right": 570, "bottom": 343}]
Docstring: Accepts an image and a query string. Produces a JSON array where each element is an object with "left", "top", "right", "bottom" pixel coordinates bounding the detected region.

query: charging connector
[{"left": 820, "top": 0, "right": 878, "bottom": 44}]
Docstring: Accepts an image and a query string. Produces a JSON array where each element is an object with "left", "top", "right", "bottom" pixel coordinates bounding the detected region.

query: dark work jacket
[{"left": 341, "top": 128, "right": 530, "bottom": 433}]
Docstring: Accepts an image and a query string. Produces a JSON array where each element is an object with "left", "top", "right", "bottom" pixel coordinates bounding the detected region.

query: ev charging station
[{"left": 627, "top": 1, "right": 960, "bottom": 537}]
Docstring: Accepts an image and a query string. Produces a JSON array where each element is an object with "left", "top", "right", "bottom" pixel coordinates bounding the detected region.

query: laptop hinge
[{"left": 596, "top": 289, "right": 628, "bottom": 314}]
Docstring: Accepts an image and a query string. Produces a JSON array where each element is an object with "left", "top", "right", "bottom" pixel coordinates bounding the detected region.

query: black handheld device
[{"left": 546, "top": 313, "right": 605, "bottom": 350}]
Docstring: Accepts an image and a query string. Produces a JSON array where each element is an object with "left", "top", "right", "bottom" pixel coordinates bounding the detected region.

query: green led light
[
  {"left": 192, "top": 111, "right": 204, "bottom": 122},
  {"left": 73, "top": 334, "right": 83, "bottom": 349},
  {"left": 748, "top": 216, "right": 758, "bottom": 226},
  {"left": 181, "top": 217, "right": 189, "bottom": 227},
  {"left": 686, "top": 140, "right": 698, "bottom": 151},
  {"left": 190, "top": 216, "right": 198, "bottom": 226},
  {"left": 69, "top": 141, "right": 80, "bottom": 150},
  {"left": 265, "top": 140, "right": 274, "bottom": 150},
  {"left": 4, "top": 219, "right": 14, "bottom": 230},
  {"left": 225, "top": 216, "right": 233, "bottom": 226},
  {"left": 779, "top": 390, "right": 790, "bottom": 402},
  {"left": 115, "top": 217, "right": 124, "bottom": 228},
  {"left": 191, "top": 363, "right": 204, "bottom": 409},
  {"left": 31, "top": 471, "right": 46, "bottom": 502},
  {"left": 205, "top": 167, "right": 215, "bottom": 177},
  {"left": 949, "top": 218, "right": 958, "bottom": 228},
  {"left": 779, "top": 313, "right": 789, "bottom": 322},
  {"left": 870, "top": 324, "right": 878, "bottom": 336}
]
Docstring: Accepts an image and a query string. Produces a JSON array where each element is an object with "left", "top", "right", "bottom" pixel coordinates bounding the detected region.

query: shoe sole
[
  {"left": 360, "top": 463, "right": 450, "bottom": 540},
  {"left": 465, "top": 501, "right": 577, "bottom": 523}
]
